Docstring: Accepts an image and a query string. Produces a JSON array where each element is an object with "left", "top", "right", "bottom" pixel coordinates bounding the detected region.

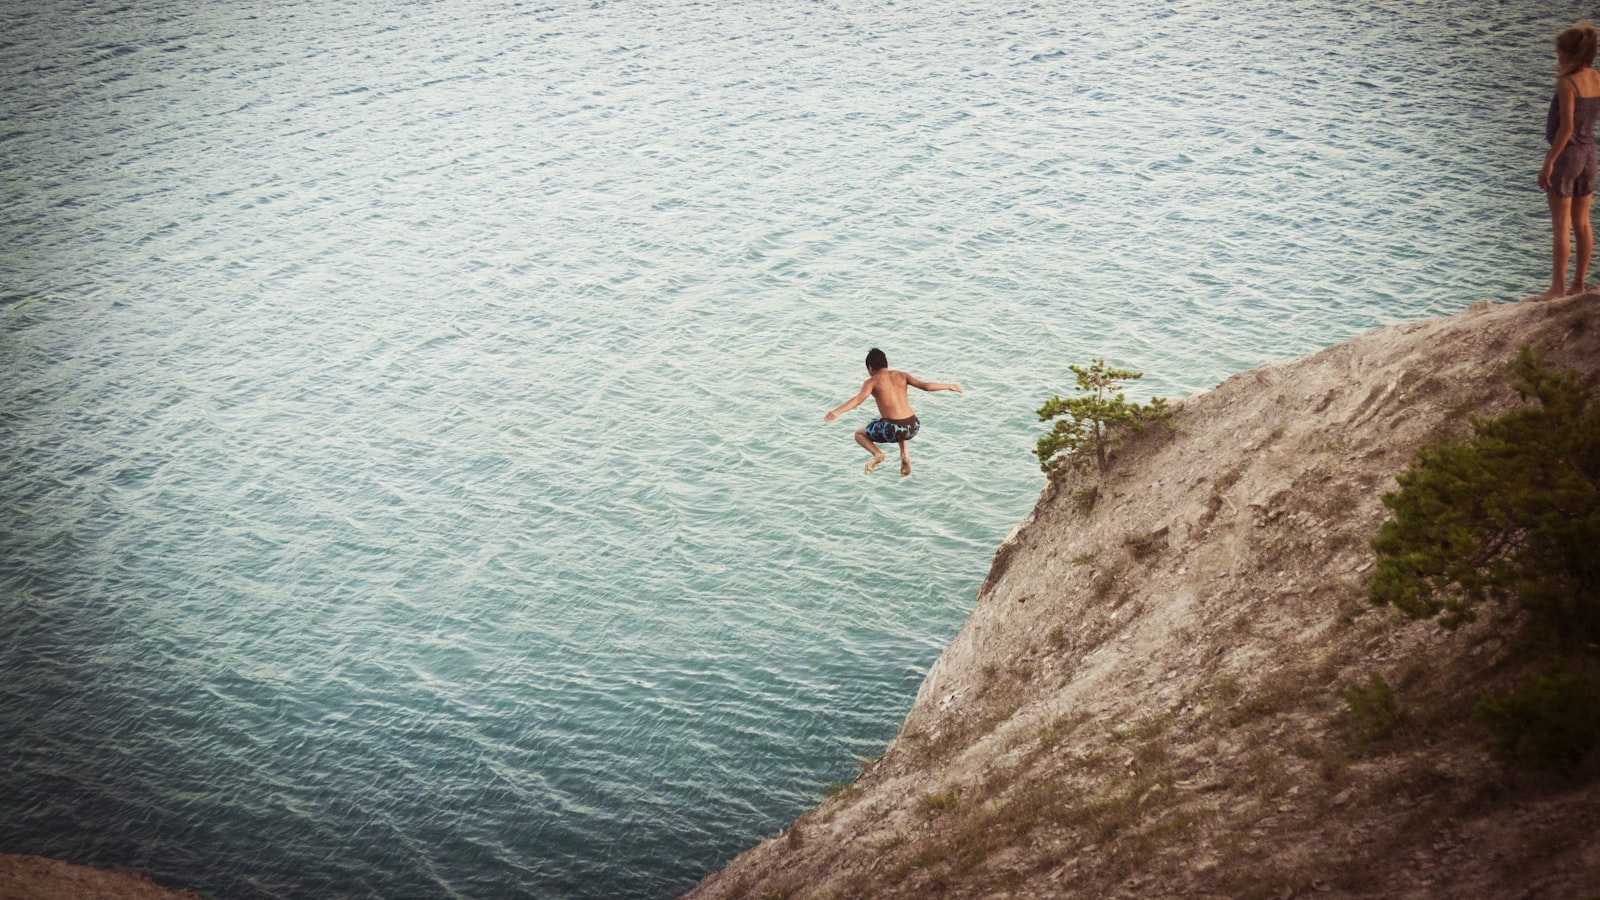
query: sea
[{"left": 0, "top": 0, "right": 1583, "bottom": 896}]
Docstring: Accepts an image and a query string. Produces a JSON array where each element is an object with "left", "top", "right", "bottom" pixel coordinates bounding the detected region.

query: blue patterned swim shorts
[{"left": 865, "top": 415, "right": 920, "bottom": 443}]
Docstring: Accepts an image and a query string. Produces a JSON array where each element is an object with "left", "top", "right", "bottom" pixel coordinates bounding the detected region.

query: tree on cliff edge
[{"left": 1036, "top": 359, "right": 1171, "bottom": 480}]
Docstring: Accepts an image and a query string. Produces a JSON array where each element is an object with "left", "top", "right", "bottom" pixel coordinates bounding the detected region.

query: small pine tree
[
  {"left": 1344, "top": 673, "right": 1402, "bottom": 749},
  {"left": 1368, "top": 344, "right": 1600, "bottom": 768},
  {"left": 1035, "top": 359, "right": 1171, "bottom": 480},
  {"left": 1368, "top": 345, "right": 1599, "bottom": 642}
]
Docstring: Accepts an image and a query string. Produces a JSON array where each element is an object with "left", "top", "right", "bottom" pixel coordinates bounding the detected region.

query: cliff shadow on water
[{"left": 689, "top": 293, "right": 1600, "bottom": 899}]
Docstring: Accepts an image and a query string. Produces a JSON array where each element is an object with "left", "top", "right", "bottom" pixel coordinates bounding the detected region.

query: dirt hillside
[{"left": 687, "top": 293, "right": 1600, "bottom": 899}]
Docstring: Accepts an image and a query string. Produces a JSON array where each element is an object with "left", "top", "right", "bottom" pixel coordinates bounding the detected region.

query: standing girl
[{"left": 1536, "top": 23, "right": 1600, "bottom": 300}]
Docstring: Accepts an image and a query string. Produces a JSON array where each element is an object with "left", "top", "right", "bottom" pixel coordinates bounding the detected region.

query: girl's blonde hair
[{"left": 1557, "top": 22, "right": 1599, "bottom": 76}]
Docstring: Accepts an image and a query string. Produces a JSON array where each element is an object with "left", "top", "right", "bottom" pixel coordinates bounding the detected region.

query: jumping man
[{"left": 824, "top": 348, "right": 963, "bottom": 476}]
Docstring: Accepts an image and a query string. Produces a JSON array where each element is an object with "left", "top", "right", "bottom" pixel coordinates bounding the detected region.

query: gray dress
[{"left": 1545, "top": 77, "right": 1600, "bottom": 198}]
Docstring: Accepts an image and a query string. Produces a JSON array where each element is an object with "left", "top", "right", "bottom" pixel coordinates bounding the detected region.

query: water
[{"left": 0, "top": 0, "right": 1581, "bottom": 895}]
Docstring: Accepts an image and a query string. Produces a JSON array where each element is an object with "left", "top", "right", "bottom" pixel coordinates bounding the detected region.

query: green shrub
[
  {"left": 1036, "top": 359, "right": 1172, "bottom": 480},
  {"left": 1474, "top": 661, "right": 1600, "bottom": 769},
  {"left": 1368, "top": 345, "right": 1599, "bottom": 641},
  {"left": 1344, "top": 673, "right": 1401, "bottom": 748}
]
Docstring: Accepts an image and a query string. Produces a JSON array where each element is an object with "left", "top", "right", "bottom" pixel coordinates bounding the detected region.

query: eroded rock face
[
  {"left": 687, "top": 294, "right": 1600, "bottom": 899},
  {"left": 0, "top": 854, "right": 199, "bottom": 900}
]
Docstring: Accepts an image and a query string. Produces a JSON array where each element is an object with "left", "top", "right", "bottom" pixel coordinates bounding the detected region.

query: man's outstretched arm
[
  {"left": 824, "top": 382, "right": 874, "bottom": 422},
  {"left": 906, "top": 374, "right": 964, "bottom": 393}
]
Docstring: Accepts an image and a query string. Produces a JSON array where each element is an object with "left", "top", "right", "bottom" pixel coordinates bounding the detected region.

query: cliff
[{"left": 687, "top": 294, "right": 1600, "bottom": 899}]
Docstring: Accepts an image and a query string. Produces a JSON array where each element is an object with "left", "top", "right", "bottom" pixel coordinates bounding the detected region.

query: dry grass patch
[
  {"left": 1218, "top": 848, "right": 1380, "bottom": 900},
  {"left": 1079, "top": 775, "right": 1165, "bottom": 841},
  {"left": 1073, "top": 485, "right": 1099, "bottom": 513},
  {"left": 1198, "top": 463, "right": 1247, "bottom": 527},
  {"left": 864, "top": 830, "right": 905, "bottom": 856},
  {"left": 1208, "top": 671, "right": 1244, "bottom": 706},
  {"left": 1030, "top": 710, "right": 1091, "bottom": 758},
  {"left": 1122, "top": 529, "right": 1166, "bottom": 561},
  {"left": 1243, "top": 747, "right": 1291, "bottom": 799},
  {"left": 1226, "top": 674, "right": 1308, "bottom": 727},
  {"left": 1315, "top": 748, "right": 1351, "bottom": 785},
  {"left": 1372, "top": 755, "right": 1457, "bottom": 806},
  {"left": 1090, "top": 564, "right": 1123, "bottom": 602},
  {"left": 881, "top": 732, "right": 1218, "bottom": 892},
  {"left": 1524, "top": 823, "right": 1582, "bottom": 860},
  {"left": 819, "top": 782, "right": 856, "bottom": 800}
]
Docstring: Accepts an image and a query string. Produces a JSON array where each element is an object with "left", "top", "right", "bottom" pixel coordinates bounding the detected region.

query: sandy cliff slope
[{"left": 687, "top": 293, "right": 1600, "bottom": 899}]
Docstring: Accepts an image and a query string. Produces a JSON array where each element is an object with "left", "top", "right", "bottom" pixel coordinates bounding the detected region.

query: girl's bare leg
[
  {"left": 856, "top": 427, "right": 887, "bottom": 473},
  {"left": 1537, "top": 193, "right": 1574, "bottom": 301},
  {"left": 1571, "top": 192, "right": 1594, "bottom": 294},
  {"left": 897, "top": 438, "right": 911, "bottom": 477}
]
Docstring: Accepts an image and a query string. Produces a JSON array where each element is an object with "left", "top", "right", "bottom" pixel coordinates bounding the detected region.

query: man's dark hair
[{"left": 866, "top": 348, "right": 888, "bottom": 371}]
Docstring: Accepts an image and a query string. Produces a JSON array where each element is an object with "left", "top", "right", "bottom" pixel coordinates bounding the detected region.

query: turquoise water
[{"left": 0, "top": 0, "right": 1579, "bottom": 896}]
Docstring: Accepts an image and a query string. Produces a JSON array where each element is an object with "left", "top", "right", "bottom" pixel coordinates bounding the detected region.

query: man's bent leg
[{"left": 856, "top": 427, "right": 888, "bottom": 473}]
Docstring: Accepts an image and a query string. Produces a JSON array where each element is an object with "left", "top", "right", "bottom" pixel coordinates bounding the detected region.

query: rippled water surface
[{"left": 0, "top": 0, "right": 1581, "bottom": 896}]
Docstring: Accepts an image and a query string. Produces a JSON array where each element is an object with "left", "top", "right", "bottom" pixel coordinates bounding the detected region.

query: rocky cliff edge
[{"left": 688, "top": 294, "right": 1600, "bottom": 899}]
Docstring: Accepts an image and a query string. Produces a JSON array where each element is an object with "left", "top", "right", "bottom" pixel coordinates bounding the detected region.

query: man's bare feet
[
  {"left": 900, "top": 459, "right": 912, "bottom": 477},
  {"left": 864, "top": 454, "right": 887, "bottom": 474},
  {"left": 1529, "top": 287, "right": 1567, "bottom": 301},
  {"left": 1568, "top": 283, "right": 1589, "bottom": 296}
]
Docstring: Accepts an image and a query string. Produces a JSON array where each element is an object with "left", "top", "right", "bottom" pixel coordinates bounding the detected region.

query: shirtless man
[{"left": 824, "top": 348, "right": 963, "bottom": 476}]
